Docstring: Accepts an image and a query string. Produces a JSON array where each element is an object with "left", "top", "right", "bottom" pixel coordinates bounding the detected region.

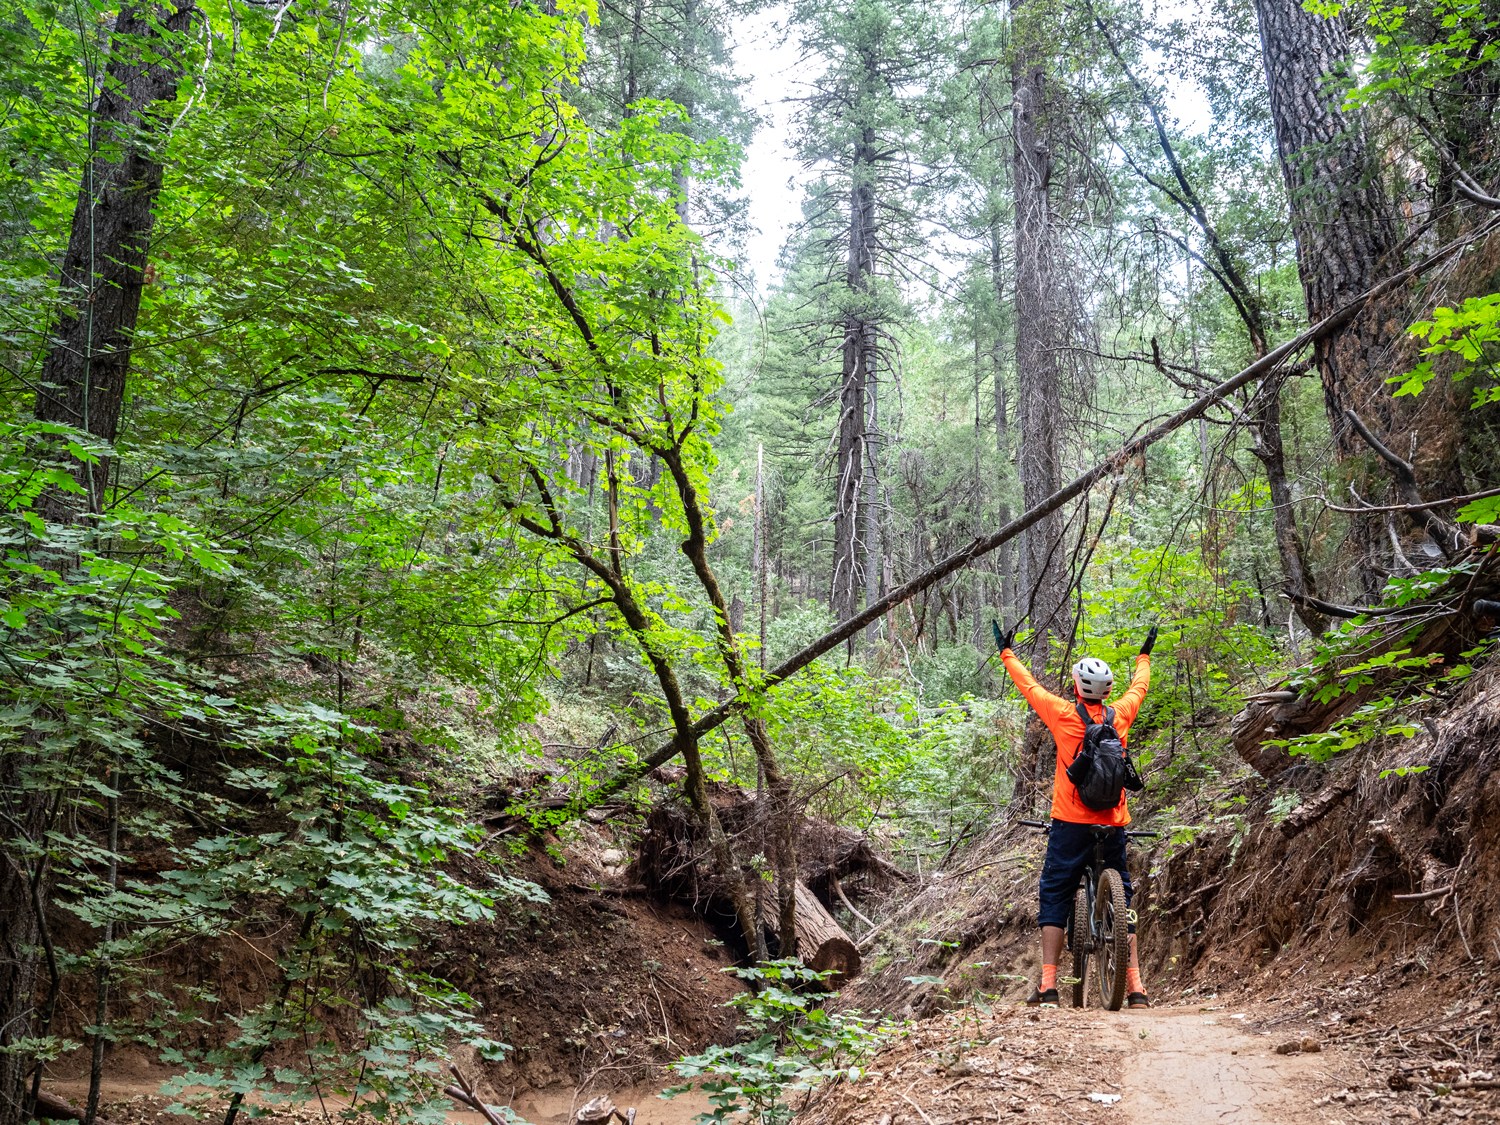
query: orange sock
[
  {"left": 1126, "top": 967, "right": 1145, "bottom": 994},
  {"left": 1041, "top": 964, "right": 1058, "bottom": 991}
]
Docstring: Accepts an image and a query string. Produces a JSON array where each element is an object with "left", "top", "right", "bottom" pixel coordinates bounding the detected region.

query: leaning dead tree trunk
[
  {"left": 5, "top": 8, "right": 194, "bottom": 1125},
  {"left": 1092, "top": 7, "right": 1329, "bottom": 637},
  {"left": 571, "top": 214, "right": 1499, "bottom": 810}
]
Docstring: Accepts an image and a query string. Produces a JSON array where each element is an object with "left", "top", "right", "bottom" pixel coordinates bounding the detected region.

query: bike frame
[{"left": 1021, "top": 819, "right": 1157, "bottom": 1009}]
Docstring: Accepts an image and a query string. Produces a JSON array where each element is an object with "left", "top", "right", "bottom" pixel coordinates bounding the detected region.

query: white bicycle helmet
[{"left": 1072, "top": 657, "right": 1114, "bottom": 702}]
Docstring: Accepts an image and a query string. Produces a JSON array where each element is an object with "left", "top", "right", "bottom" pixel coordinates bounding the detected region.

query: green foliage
[
  {"left": 1263, "top": 571, "right": 1494, "bottom": 762},
  {"left": 667, "top": 961, "right": 898, "bottom": 1125},
  {"left": 1070, "top": 543, "right": 1280, "bottom": 767},
  {"left": 1312, "top": 0, "right": 1500, "bottom": 109},
  {"left": 149, "top": 727, "right": 533, "bottom": 1122},
  {"left": 1389, "top": 295, "right": 1500, "bottom": 418}
]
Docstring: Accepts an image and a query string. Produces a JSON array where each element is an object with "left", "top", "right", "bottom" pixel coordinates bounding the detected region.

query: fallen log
[
  {"left": 766, "top": 881, "right": 861, "bottom": 985},
  {"left": 33, "top": 1090, "right": 118, "bottom": 1125},
  {"left": 638, "top": 791, "right": 876, "bottom": 982}
]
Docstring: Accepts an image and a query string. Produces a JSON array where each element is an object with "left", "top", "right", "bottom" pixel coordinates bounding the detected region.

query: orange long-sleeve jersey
[{"left": 1000, "top": 650, "right": 1151, "bottom": 826}]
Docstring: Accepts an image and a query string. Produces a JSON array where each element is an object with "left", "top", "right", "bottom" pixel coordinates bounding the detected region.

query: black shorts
[{"left": 1037, "top": 819, "right": 1135, "bottom": 933}]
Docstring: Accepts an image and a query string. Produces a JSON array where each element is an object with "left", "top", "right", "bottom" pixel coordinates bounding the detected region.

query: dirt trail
[
  {"left": 1113, "top": 1009, "right": 1326, "bottom": 1124},
  {"left": 795, "top": 1001, "right": 1348, "bottom": 1125}
]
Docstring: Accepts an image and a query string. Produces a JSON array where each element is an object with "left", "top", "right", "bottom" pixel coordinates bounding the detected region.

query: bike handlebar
[{"left": 1017, "top": 818, "right": 1159, "bottom": 840}]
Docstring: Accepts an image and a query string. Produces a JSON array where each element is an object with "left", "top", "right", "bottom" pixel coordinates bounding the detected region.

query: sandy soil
[
  {"left": 1113, "top": 1008, "right": 1326, "bottom": 1124},
  {"left": 41, "top": 1000, "right": 1500, "bottom": 1125}
]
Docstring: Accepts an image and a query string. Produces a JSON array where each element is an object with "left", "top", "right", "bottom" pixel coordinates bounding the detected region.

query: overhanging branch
[{"left": 560, "top": 210, "right": 1500, "bottom": 814}]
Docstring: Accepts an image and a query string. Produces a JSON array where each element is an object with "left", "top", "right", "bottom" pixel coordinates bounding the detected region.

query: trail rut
[
  {"left": 795, "top": 1002, "right": 1343, "bottom": 1124},
  {"left": 1112, "top": 1009, "right": 1326, "bottom": 1124}
]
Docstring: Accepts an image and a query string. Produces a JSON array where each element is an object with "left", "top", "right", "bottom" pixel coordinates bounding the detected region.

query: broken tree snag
[
  {"left": 1230, "top": 550, "right": 1500, "bottom": 779},
  {"left": 637, "top": 789, "right": 886, "bottom": 981},
  {"left": 766, "top": 881, "right": 861, "bottom": 986}
]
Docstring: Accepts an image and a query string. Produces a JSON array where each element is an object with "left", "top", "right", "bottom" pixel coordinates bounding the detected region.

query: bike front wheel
[{"left": 1093, "top": 867, "right": 1129, "bottom": 1011}]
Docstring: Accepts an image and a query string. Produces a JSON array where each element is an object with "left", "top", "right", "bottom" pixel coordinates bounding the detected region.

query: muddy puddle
[{"left": 497, "top": 1086, "right": 713, "bottom": 1124}]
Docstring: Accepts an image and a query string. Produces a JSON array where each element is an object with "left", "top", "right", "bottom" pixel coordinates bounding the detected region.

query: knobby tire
[
  {"left": 1094, "top": 867, "right": 1129, "bottom": 1011},
  {"left": 1068, "top": 881, "right": 1089, "bottom": 1008}
]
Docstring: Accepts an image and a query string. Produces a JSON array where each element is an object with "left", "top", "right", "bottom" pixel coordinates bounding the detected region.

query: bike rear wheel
[
  {"left": 1093, "top": 867, "right": 1129, "bottom": 1011},
  {"left": 1067, "top": 881, "right": 1089, "bottom": 1008}
]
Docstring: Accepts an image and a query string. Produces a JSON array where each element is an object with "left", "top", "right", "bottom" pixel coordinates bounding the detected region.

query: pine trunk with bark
[
  {"left": 834, "top": 124, "right": 880, "bottom": 629},
  {"left": 1010, "top": 0, "right": 1069, "bottom": 805},
  {"left": 33, "top": 0, "right": 197, "bottom": 521},
  {"left": 1254, "top": 0, "right": 1465, "bottom": 592},
  {"left": 990, "top": 219, "right": 1017, "bottom": 623}
]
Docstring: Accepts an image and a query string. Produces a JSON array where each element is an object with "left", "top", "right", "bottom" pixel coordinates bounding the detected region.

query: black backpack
[{"left": 1065, "top": 702, "right": 1145, "bottom": 811}]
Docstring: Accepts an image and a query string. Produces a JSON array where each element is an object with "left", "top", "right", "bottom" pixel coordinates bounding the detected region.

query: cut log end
[
  {"left": 768, "top": 881, "right": 862, "bottom": 988},
  {"left": 806, "top": 935, "right": 861, "bottom": 983}
]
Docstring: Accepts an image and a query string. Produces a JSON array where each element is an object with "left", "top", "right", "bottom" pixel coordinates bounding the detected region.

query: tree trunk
[
  {"left": 7, "top": 9, "right": 193, "bottom": 1125},
  {"left": 1095, "top": 7, "right": 1330, "bottom": 636},
  {"left": 1010, "top": 2, "right": 1068, "bottom": 660},
  {"left": 989, "top": 219, "right": 1016, "bottom": 623},
  {"left": 834, "top": 125, "right": 879, "bottom": 630},
  {"left": 1254, "top": 0, "right": 1465, "bottom": 589},
  {"left": 34, "top": 0, "right": 198, "bottom": 522},
  {"left": 1010, "top": 0, "right": 1069, "bottom": 806},
  {"left": 1247, "top": 371, "right": 1329, "bottom": 636},
  {"left": 1254, "top": 0, "right": 1398, "bottom": 455},
  {"left": 862, "top": 367, "right": 882, "bottom": 644},
  {"left": 764, "top": 881, "right": 860, "bottom": 986}
]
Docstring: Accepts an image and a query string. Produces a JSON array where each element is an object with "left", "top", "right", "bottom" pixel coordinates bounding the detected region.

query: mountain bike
[{"left": 1021, "top": 819, "right": 1158, "bottom": 1011}]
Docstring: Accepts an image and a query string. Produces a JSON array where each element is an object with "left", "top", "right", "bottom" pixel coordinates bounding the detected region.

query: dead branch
[
  {"left": 1343, "top": 408, "right": 1461, "bottom": 553},
  {"left": 444, "top": 1064, "right": 508, "bottom": 1125},
  {"left": 1320, "top": 483, "right": 1500, "bottom": 515},
  {"left": 1393, "top": 886, "right": 1453, "bottom": 901}
]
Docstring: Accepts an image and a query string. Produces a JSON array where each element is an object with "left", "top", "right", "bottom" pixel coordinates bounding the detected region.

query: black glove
[
  {"left": 991, "top": 618, "right": 1015, "bottom": 652},
  {"left": 1140, "top": 624, "right": 1159, "bottom": 656}
]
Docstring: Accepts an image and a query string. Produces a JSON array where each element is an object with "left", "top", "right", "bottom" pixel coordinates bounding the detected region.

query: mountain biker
[{"left": 994, "top": 622, "right": 1157, "bottom": 1010}]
